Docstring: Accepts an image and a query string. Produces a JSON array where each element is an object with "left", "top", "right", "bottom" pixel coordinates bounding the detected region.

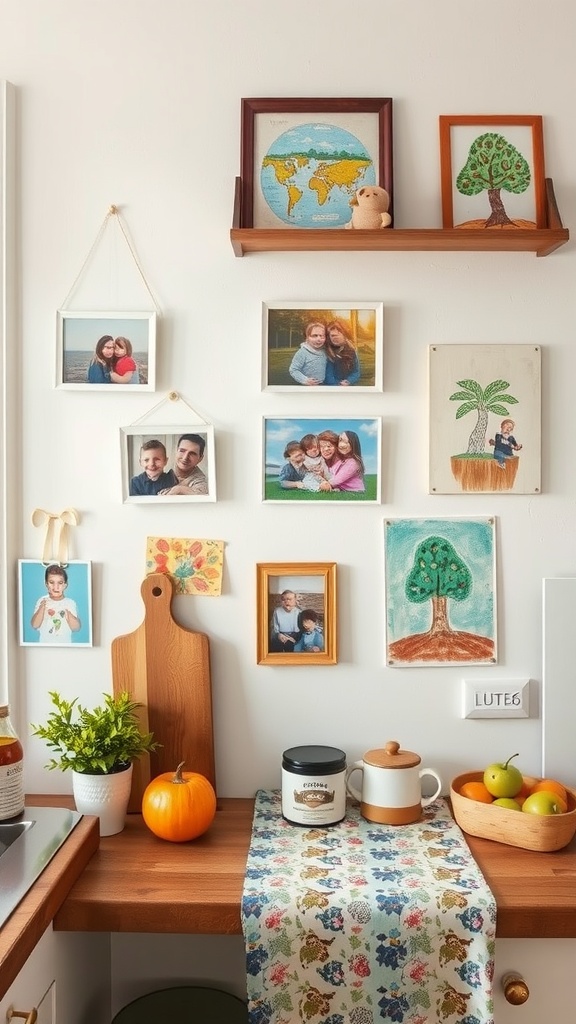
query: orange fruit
[
  {"left": 515, "top": 778, "right": 532, "bottom": 807},
  {"left": 459, "top": 780, "right": 494, "bottom": 803},
  {"left": 530, "top": 778, "right": 569, "bottom": 808}
]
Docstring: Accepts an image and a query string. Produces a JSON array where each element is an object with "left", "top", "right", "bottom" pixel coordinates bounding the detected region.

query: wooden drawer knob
[
  {"left": 502, "top": 972, "right": 530, "bottom": 1005},
  {"left": 7, "top": 1009, "right": 38, "bottom": 1023}
]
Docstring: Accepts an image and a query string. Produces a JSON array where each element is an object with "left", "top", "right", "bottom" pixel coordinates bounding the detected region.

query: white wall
[{"left": 1, "top": 0, "right": 575, "bottom": 799}]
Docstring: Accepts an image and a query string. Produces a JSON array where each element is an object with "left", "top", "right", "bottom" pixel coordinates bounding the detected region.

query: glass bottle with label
[{"left": 0, "top": 704, "right": 24, "bottom": 820}]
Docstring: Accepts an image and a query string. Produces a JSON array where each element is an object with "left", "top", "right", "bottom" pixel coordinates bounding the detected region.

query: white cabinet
[
  {"left": 0, "top": 926, "right": 110, "bottom": 1024},
  {"left": 494, "top": 939, "right": 576, "bottom": 1022}
]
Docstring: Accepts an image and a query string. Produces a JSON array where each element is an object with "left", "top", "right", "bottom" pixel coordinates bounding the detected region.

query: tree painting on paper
[
  {"left": 385, "top": 518, "right": 496, "bottom": 667},
  {"left": 455, "top": 133, "right": 534, "bottom": 229},
  {"left": 449, "top": 377, "right": 521, "bottom": 491}
]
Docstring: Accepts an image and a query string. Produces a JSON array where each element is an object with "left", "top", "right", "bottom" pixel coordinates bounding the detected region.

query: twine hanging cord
[
  {"left": 60, "top": 205, "right": 162, "bottom": 313},
  {"left": 31, "top": 508, "right": 80, "bottom": 565}
]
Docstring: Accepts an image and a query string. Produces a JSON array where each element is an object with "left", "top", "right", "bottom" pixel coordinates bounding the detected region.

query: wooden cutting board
[{"left": 111, "top": 573, "right": 216, "bottom": 812}]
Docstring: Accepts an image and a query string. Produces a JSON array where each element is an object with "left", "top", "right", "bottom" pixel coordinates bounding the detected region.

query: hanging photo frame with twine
[
  {"left": 55, "top": 205, "right": 161, "bottom": 392},
  {"left": 120, "top": 392, "right": 217, "bottom": 504}
]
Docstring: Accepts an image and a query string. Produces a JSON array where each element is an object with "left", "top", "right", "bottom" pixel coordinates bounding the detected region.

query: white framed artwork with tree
[{"left": 428, "top": 344, "right": 541, "bottom": 494}]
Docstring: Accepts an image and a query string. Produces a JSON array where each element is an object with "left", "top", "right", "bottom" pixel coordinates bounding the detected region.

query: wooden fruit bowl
[{"left": 450, "top": 771, "right": 576, "bottom": 852}]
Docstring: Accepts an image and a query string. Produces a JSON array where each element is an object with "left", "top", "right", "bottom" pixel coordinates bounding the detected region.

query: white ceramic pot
[
  {"left": 72, "top": 763, "right": 133, "bottom": 837},
  {"left": 345, "top": 740, "right": 442, "bottom": 825}
]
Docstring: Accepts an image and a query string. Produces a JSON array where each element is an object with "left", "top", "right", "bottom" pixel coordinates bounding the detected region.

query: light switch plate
[{"left": 462, "top": 678, "right": 530, "bottom": 719}]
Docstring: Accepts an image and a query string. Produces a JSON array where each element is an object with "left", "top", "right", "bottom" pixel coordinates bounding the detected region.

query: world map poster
[{"left": 252, "top": 110, "right": 383, "bottom": 229}]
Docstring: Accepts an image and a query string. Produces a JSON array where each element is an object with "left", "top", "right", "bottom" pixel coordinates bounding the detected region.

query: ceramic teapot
[{"left": 345, "top": 740, "right": 442, "bottom": 825}]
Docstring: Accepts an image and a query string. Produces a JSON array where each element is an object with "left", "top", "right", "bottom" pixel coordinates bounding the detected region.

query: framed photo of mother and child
[
  {"left": 120, "top": 425, "right": 216, "bottom": 504},
  {"left": 263, "top": 302, "right": 383, "bottom": 392},
  {"left": 262, "top": 416, "right": 382, "bottom": 503},
  {"left": 256, "top": 562, "right": 337, "bottom": 665},
  {"left": 56, "top": 310, "right": 156, "bottom": 392}
]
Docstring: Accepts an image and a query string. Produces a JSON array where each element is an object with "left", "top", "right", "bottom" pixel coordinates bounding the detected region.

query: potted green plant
[{"left": 31, "top": 690, "right": 159, "bottom": 836}]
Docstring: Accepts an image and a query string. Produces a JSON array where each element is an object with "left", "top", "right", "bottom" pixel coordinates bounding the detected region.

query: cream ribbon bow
[{"left": 31, "top": 508, "right": 80, "bottom": 565}]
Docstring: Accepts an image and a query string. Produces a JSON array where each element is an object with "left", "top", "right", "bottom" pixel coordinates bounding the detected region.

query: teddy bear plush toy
[{"left": 346, "top": 185, "right": 392, "bottom": 229}]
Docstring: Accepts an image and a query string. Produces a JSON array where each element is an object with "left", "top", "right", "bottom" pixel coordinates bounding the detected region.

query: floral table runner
[{"left": 241, "top": 790, "right": 495, "bottom": 1024}]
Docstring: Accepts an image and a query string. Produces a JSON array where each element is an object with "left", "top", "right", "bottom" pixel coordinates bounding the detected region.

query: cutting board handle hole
[{"left": 152, "top": 586, "right": 162, "bottom": 597}]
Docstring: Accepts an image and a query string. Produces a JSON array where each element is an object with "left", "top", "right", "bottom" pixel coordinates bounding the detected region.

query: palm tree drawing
[{"left": 450, "top": 378, "right": 518, "bottom": 453}]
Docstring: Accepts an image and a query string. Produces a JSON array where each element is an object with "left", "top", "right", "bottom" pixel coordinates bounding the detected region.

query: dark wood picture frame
[
  {"left": 240, "top": 97, "right": 393, "bottom": 229},
  {"left": 439, "top": 115, "right": 546, "bottom": 230}
]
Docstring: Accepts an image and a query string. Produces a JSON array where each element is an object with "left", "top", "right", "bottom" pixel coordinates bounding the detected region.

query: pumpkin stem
[{"left": 173, "top": 761, "right": 186, "bottom": 784}]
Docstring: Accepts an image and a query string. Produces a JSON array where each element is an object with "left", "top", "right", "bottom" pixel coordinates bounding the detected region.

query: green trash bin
[{"left": 111, "top": 985, "right": 248, "bottom": 1022}]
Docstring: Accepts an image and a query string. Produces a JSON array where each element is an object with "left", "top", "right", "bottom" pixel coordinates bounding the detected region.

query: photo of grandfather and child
[
  {"left": 256, "top": 563, "right": 337, "bottom": 665},
  {"left": 121, "top": 426, "right": 216, "bottom": 503},
  {"left": 263, "top": 417, "right": 382, "bottom": 503},
  {"left": 263, "top": 302, "right": 383, "bottom": 392},
  {"left": 57, "top": 310, "right": 156, "bottom": 391},
  {"left": 19, "top": 560, "right": 93, "bottom": 647}
]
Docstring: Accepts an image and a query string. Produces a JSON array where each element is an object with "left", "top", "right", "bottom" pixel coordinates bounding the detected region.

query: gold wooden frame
[{"left": 257, "top": 562, "right": 337, "bottom": 665}]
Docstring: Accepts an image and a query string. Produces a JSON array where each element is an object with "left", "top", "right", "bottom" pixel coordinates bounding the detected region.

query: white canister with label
[{"left": 281, "top": 745, "right": 347, "bottom": 826}]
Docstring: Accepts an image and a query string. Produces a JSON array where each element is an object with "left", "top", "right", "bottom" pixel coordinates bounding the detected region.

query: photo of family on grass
[
  {"left": 121, "top": 426, "right": 216, "bottom": 504},
  {"left": 263, "top": 302, "right": 383, "bottom": 392},
  {"left": 263, "top": 417, "right": 381, "bottom": 503},
  {"left": 57, "top": 311, "right": 156, "bottom": 391}
]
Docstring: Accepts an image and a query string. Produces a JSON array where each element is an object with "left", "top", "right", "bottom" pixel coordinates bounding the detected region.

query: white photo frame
[
  {"left": 121, "top": 425, "right": 216, "bottom": 504},
  {"left": 18, "top": 560, "right": 93, "bottom": 647},
  {"left": 263, "top": 416, "right": 382, "bottom": 504},
  {"left": 56, "top": 310, "right": 156, "bottom": 391},
  {"left": 262, "top": 301, "right": 383, "bottom": 392}
]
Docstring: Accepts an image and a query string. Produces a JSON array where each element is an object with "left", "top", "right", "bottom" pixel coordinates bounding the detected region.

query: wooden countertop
[
  {"left": 4, "top": 793, "right": 576, "bottom": 1001},
  {"left": 52, "top": 797, "right": 576, "bottom": 940}
]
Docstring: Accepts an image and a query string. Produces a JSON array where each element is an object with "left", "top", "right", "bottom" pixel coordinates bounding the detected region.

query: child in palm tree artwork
[{"left": 489, "top": 418, "right": 523, "bottom": 469}]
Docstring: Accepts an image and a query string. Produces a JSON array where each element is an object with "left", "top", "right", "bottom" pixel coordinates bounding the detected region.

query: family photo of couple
[
  {"left": 263, "top": 302, "right": 383, "bottom": 392},
  {"left": 263, "top": 417, "right": 381, "bottom": 503},
  {"left": 57, "top": 311, "right": 155, "bottom": 391},
  {"left": 123, "top": 428, "right": 216, "bottom": 503}
]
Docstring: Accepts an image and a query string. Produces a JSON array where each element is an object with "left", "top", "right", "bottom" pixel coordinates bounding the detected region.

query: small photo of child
[{"left": 19, "top": 560, "right": 93, "bottom": 646}]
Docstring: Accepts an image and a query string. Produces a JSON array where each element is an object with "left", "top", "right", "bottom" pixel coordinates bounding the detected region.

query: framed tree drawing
[
  {"left": 429, "top": 344, "right": 541, "bottom": 494},
  {"left": 439, "top": 115, "right": 546, "bottom": 230},
  {"left": 385, "top": 517, "right": 497, "bottom": 668}
]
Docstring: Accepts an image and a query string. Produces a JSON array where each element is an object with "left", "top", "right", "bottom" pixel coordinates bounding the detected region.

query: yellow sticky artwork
[{"left": 145, "top": 537, "right": 224, "bottom": 596}]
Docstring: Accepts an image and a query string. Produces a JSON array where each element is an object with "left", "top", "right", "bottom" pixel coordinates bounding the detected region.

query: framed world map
[{"left": 240, "top": 98, "right": 393, "bottom": 229}]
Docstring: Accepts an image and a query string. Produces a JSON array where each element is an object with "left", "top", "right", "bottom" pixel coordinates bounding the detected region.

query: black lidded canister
[{"left": 281, "top": 744, "right": 347, "bottom": 826}]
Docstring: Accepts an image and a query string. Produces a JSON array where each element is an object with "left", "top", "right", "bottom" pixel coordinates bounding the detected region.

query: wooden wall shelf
[{"left": 230, "top": 178, "right": 569, "bottom": 258}]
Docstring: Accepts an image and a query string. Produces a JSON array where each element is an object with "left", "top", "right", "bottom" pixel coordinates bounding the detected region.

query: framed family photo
[
  {"left": 56, "top": 310, "right": 156, "bottom": 391},
  {"left": 257, "top": 562, "right": 337, "bottom": 665},
  {"left": 18, "top": 559, "right": 93, "bottom": 647},
  {"left": 439, "top": 115, "right": 546, "bottom": 230},
  {"left": 263, "top": 301, "right": 383, "bottom": 391},
  {"left": 262, "top": 416, "right": 382, "bottom": 504},
  {"left": 121, "top": 426, "right": 216, "bottom": 504},
  {"left": 241, "top": 97, "right": 393, "bottom": 229}
]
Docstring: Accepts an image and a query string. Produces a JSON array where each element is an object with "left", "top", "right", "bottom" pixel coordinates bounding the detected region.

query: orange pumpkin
[{"left": 141, "top": 761, "right": 217, "bottom": 842}]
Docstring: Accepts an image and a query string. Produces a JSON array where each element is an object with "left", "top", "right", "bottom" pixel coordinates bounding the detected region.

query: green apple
[
  {"left": 521, "top": 791, "right": 563, "bottom": 816},
  {"left": 483, "top": 753, "right": 523, "bottom": 798},
  {"left": 493, "top": 797, "right": 522, "bottom": 810}
]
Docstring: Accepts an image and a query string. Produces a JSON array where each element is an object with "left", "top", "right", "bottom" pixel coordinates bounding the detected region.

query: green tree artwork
[{"left": 456, "top": 132, "right": 531, "bottom": 227}]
